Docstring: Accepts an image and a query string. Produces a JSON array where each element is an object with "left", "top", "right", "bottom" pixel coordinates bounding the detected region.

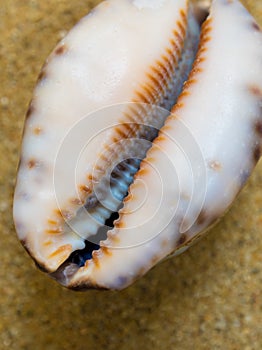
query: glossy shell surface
[{"left": 14, "top": 0, "right": 262, "bottom": 290}]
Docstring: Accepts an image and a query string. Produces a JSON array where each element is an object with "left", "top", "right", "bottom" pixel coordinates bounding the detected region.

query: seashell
[{"left": 13, "top": 0, "right": 262, "bottom": 290}]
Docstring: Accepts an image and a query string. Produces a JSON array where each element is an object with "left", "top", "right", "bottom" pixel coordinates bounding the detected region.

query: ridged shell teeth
[{"left": 14, "top": 0, "right": 262, "bottom": 290}]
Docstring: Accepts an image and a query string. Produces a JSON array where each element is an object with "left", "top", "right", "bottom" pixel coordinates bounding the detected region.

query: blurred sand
[{"left": 0, "top": 0, "right": 261, "bottom": 349}]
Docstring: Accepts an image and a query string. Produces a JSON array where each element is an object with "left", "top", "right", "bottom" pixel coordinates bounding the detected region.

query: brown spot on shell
[
  {"left": 196, "top": 210, "right": 208, "bottom": 226},
  {"left": 209, "top": 160, "right": 222, "bottom": 171},
  {"left": 54, "top": 44, "right": 67, "bottom": 55},
  {"left": 255, "top": 120, "right": 262, "bottom": 136},
  {"left": 249, "top": 85, "right": 262, "bottom": 97},
  {"left": 28, "top": 159, "right": 40, "bottom": 169},
  {"left": 253, "top": 144, "right": 261, "bottom": 163},
  {"left": 251, "top": 22, "right": 261, "bottom": 31},
  {"left": 176, "top": 233, "right": 187, "bottom": 246},
  {"left": 33, "top": 127, "right": 43, "bottom": 135}
]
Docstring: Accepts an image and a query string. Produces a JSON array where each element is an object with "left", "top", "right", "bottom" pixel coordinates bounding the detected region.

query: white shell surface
[
  {"left": 69, "top": 0, "right": 262, "bottom": 289},
  {"left": 14, "top": 0, "right": 191, "bottom": 272}
]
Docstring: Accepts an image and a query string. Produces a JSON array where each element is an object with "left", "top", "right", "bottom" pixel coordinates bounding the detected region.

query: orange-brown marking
[
  {"left": 54, "top": 209, "right": 63, "bottom": 219},
  {"left": 179, "top": 90, "right": 190, "bottom": 99},
  {"left": 124, "top": 193, "right": 134, "bottom": 203},
  {"left": 115, "top": 126, "right": 128, "bottom": 139},
  {"left": 43, "top": 240, "right": 52, "bottom": 246},
  {"left": 48, "top": 244, "right": 72, "bottom": 259},
  {"left": 197, "top": 47, "right": 208, "bottom": 55},
  {"left": 145, "top": 156, "right": 155, "bottom": 163},
  {"left": 114, "top": 220, "right": 125, "bottom": 229},
  {"left": 46, "top": 227, "right": 62, "bottom": 234},
  {"left": 100, "top": 246, "right": 112, "bottom": 256},
  {"left": 166, "top": 45, "right": 177, "bottom": 65},
  {"left": 197, "top": 57, "right": 206, "bottom": 64},
  {"left": 180, "top": 8, "right": 187, "bottom": 24},
  {"left": 95, "top": 165, "right": 104, "bottom": 174},
  {"left": 107, "top": 232, "right": 121, "bottom": 244},
  {"left": 191, "top": 67, "right": 203, "bottom": 75},
  {"left": 155, "top": 134, "right": 166, "bottom": 143},
  {"left": 135, "top": 90, "right": 152, "bottom": 104},
  {"left": 184, "top": 78, "right": 197, "bottom": 87},
  {"left": 157, "top": 59, "right": 171, "bottom": 80},
  {"left": 48, "top": 219, "right": 58, "bottom": 225},
  {"left": 137, "top": 167, "right": 148, "bottom": 177},
  {"left": 147, "top": 72, "right": 163, "bottom": 91},
  {"left": 124, "top": 112, "right": 138, "bottom": 125},
  {"left": 55, "top": 44, "right": 67, "bottom": 55},
  {"left": 174, "top": 29, "right": 183, "bottom": 47},
  {"left": 176, "top": 20, "right": 186, "bottom": 37},
  {"left": 92, "top": 250, "right": 101, "bottom": 268},
  {"left": 80, "top": 184, "right": 92, "bottom": 194},
  {"left": 172, "top": 102, "right": 184, "bottom": 112}
]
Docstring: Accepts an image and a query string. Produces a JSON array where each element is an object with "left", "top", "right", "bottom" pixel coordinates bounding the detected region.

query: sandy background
[{"left": 0, "top": 0, "right": 261, "bottom": 349}]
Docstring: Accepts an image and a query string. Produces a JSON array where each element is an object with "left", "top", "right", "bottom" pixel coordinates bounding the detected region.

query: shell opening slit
[{"left": 51, "top": 7, "right": 205, "bottom": 283}]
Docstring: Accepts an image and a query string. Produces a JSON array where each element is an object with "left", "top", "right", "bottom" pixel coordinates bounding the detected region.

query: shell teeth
[{"left": 13, "top": 0, "right": 262, "bottom": 290}]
